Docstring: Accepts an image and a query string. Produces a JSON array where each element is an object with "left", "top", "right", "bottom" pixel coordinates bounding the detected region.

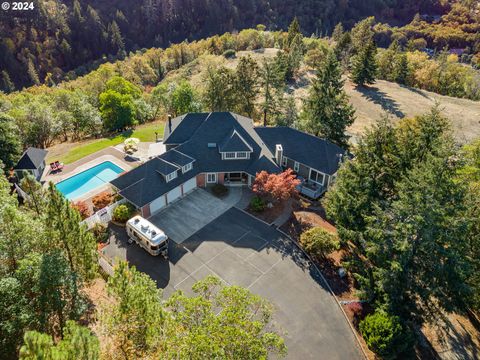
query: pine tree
[
  {"left": 204, "top": 66, "right": 236, "bottom": 111},
  {"left": 350, "top": 40, "right": 377, "bottom": 87},
  {"left": 303, "top": 51, "right": 355, "bottom": 148},
  {"left": 45, "top": 184, "right": 98, "bottom": 281},
  {"left": 350, "top": 16, "right": 375, "bottom": 55},
  {"left": 27, "top": 60, "right": 40, "bottom": 86},
  {"left": 332, "top": 23, "right": 344, "bottom": 42},
  {"left": 259, "top": 59, "right": 284, "bottom": 126},
  {"left": 108, "top": 21, "right": 125, "bottom": 54},
  {"left": 234, "top": 56, "right": 259, "bottom": 117},
  {"left": 1, "top": 71, "right": 15, "bottom": 92},
  {"left": 393, "top": 52, "right": 409, "bottom": 85},
  {"left": 286, "top": 17, "right": 301, "bottom": 49}
]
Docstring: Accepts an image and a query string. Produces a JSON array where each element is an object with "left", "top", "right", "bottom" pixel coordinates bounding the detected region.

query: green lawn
[{"left": 52, "top": 122, "right": 165, "bottom": 165}]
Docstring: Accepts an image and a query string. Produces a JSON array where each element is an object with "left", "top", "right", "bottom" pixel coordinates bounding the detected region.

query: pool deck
[{"left": 42, "top": 146, "right": 140, "bottom": 201}]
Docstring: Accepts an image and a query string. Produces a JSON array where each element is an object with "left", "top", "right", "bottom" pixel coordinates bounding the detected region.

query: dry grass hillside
[{"left": 164, "top": 48, "right": 480, "bottom": 144}]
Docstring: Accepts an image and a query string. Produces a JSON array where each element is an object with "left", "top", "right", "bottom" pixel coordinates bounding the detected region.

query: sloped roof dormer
[{"left": 218, "top": 129, "right": 253, "bottom": 153}]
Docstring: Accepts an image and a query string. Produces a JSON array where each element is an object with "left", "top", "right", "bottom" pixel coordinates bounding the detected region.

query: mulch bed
[{"left": 246, "top": 201, "right": 287, "bottom": 224}]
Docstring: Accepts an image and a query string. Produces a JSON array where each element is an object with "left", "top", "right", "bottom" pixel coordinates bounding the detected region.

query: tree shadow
[
  {"left": 356, "top": 85, "right": 405, "bottom": 118},
  {"left": 399, "top": 84, "right": 431, "bottom": 99}
]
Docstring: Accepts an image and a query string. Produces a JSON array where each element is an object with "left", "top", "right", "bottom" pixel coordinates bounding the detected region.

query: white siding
[{"left": 166, "top": 186, "right": 182, "bottom": 204}]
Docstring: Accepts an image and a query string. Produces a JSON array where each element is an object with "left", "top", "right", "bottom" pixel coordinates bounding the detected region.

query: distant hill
[
  {"left": 0, "top": 0, "right": 445, "bottom": 89},
  {"left": 164, "top": 48, "right": 480, "bottom": 144}
]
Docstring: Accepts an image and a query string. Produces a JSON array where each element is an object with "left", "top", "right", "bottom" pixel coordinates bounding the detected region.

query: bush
[
  {"left": 299, "top": 227, "right": 340, "bottom": 259},
  {"left": 92, "top": 222, "right": 109, "bottom": 243},
  {"left": 212, "top": 183, "right": 228, "bottom": 197},
  {"left": 113, "top": 204, "right": 135, "bottom": 223},
  {"left": 359, "top": 310, "right": 414, "bottom": 359},
  {"left": 71, "top": 201, "right": 91, "bottom": 220},
  {"left": 92, "top": 191, "right": 113, "bottom": 210},
  {"left": 250, "top": 196, "right": 266, "bottom": 212},
  {"left": 223, "top": 49, "right": 236, "bottom": 58}
]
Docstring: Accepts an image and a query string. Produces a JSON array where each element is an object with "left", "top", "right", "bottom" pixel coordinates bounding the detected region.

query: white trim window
[
  {"left": 309, "top": 169, "right": 325, "bottom": 185},
  {"left": 206, "top": 173, "right": 217, "bottom": 183},
  {"left": 182, "top": 162, "right": 193, "bottom": 173},
  {"left": 222, "top": 151, "right": 250, "bottom": 160},
  {"left": 294, "top": 161, "right": 300, "bottom": 172},
  {"left": 281, "top": 156, "right": 287, "bottom": 167},
  {"left": 166, "top": 171, "right": 178, "bottom": 183}
]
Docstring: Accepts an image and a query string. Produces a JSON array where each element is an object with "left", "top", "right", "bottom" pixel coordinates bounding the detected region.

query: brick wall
[
  {"left": 141, "top": 204, "right": 151, "bottom": 218},
  {"left": 196, "top": 173, "right": 205, "bottom": 187},
  {"left": 217, "top": 172, "right": 224, "bottom": 184}
]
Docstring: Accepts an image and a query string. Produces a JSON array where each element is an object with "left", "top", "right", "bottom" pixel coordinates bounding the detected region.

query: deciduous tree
[{"left": 253, "top": 169, "right": 300, "bottom": 202}]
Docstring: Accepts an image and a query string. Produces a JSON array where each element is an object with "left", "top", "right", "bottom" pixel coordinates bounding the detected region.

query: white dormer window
[
  {"left": 294, "top": 161, "right": 300, "bottom": 172},
  {"left": 222, "top": 151, "right": 251, "bottom": 160},
  {"left": 182, "top": 163, "right": 193, "bottom": 173},
  {"left": 166, "top": 171, "right": 177, "bottom": 182}
]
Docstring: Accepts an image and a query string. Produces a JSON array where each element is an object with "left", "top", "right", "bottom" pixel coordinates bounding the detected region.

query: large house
[
  {"left": 111, "top": 112, "right": 345, "bottom": 218},
  {"left": 13, "top": 147, "right": 48, "bottom": 181}
]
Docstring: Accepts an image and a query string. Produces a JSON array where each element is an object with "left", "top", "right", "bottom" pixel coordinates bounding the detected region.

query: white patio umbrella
[{"left": 124, "top": 137, "right": 140, "bottom": 146}]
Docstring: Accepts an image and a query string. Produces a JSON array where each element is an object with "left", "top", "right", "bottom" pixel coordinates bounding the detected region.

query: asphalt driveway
[
  {"left": 148, "top": 188, "right": 240, "bottom": 244},
  {"left": 103, "top": 207, "right": 363, "bottom": 359}
]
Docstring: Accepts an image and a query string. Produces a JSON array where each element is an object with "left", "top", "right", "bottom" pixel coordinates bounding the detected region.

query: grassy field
[{"left": 47, "top": 121, "right": 165, "bottom": 164}]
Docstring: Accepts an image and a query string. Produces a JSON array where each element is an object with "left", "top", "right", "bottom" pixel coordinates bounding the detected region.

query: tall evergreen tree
[
  {"left": 45, "top": 184, "right": 97, "bottom": 281},
  {"left": 286, "top": 17, "right": 301, "bottom": 49},
  {"left": 1, "top": 71, "right": 15, "bottom": 93},
  {"left": 234, "top": 56, "right": 259, "bottom": 117},
  {"left": 350, "top": 40, "right": 377, "bottom": 87},
  {"left": 332, "top": 23, "right": 344, "bottom": 42},
  {"left": 303, "top": 51, "right": 355, "bottom": 148},
  {"left": 204, "top": 66, "right": 236, "bottom": 111},
  {"left": 0, "top": 113, "right": 21, "bottom": 171},
  {"left": 259, "top": 59, "right": 284, "bottom": 126}
]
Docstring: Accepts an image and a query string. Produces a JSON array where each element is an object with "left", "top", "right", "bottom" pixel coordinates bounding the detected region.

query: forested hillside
[{"left": 0, "top": 0, "right": 452, "bottom": 89}]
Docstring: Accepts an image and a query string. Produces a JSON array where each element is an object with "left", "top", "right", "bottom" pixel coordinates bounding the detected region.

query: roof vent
[{"left": 207, "top": 143, "right": 216, "bottom": 148}]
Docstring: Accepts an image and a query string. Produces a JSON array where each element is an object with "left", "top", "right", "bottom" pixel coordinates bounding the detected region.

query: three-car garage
[{"left": 144, "top": 176, "right": 198, "bottom": 217}]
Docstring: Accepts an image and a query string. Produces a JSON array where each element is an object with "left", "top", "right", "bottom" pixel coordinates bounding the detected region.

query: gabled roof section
[
  {"left": 163, "top": 113, "right": 209, "bottom": 145},
  {"left": 14, "top": 147, "right": 48, "bottom": 170},
  {"left": 159, "top": 149, "right": 195, "bottom": 167},
  {"left": 218, "top": 129, "right": 253, "bottom": 152},
  {"left": 255, "top": 127, "right": 345, "bottom": 175},
  {"left": 154, "top": 158, "right": 179, "bottom": 176}
]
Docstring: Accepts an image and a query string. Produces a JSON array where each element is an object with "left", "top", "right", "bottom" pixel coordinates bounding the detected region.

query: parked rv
[{"left": 126, "top": 216, "right": 168, "bottom": 257}]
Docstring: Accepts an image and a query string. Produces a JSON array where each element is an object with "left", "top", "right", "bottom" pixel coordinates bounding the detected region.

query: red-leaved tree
[{"left": 253, "top": 169, "right": 300, "bottom": 202}]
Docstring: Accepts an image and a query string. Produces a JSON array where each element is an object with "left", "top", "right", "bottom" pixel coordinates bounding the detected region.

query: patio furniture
[
  {"left": 50, "top": 162, "right": 58, "bottom": 172},
  {"left": 54, "top": 161, "right": 64, "bottom": 171}
]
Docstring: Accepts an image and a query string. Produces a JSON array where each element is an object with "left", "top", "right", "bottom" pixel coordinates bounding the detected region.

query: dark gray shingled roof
[
  {"left": 112, "top": 112, "right": 345, "bottom": 207},
  {"left": 255, "top": 126, "right": 345, "bottom": 175},
  {"left": 14, "top": 147, "right": 48, "bottom": 170},
  {"left": 218, "top": 129, "right": 253, "bottom": 152},
  {"left": 155, "top": 158, "right": 179, "bottom": 176},
  {"left": 159, "top": 149, "right": 194, "bottom": 167},
  {"left": 163, "top": 113, "right": 208, "bottom": 144}
]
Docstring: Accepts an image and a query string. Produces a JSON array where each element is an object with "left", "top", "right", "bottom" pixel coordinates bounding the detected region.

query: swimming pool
[{"left": 56, "top": 161, "right": 124, "bottom": 200}]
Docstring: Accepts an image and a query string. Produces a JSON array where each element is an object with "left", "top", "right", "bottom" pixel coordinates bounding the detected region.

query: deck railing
[
  {"left": 296, "top": 182, "right": 325, "bottom": 199},
  {"left": 82, "top": 198, "right": 127, "bottom": 229}
]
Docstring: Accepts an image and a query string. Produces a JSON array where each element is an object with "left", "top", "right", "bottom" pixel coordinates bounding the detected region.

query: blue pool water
[{"left": 56, "top": 161, "right": 124, "bottom": 200}]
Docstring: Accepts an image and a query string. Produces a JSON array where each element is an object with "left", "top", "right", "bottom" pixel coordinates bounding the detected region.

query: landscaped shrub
[
  {"left": 299, "top": 227, "right": 340, "bottom": 259},
  {"left": 212, "top": 183, "right": 228, "bottom": 197},
  {"left": 113, "top": 204, "right": 135, "bottom": 223},
  {"left": 71, "top": 201, "right": 91, "bottom": 220},
  {"left": 92, "top": 222, "right": 109, "bottom": 243},
  {"left": 359, "top": 310, "right": 414, "bottom": 359},
  {"left": 250, "top": 196, "right": 266, "bottom": 212},
  {"left": 92, "top": 191, "right": 113, "bottom": 210}
]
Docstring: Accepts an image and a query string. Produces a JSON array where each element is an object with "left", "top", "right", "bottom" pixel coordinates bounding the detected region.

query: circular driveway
[{"left": 104, "top": 207, "right": 363, "bottom": 359}]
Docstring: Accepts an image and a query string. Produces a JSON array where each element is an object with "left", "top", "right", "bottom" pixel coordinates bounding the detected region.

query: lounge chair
[
  {"left": 50, "top": 162, "right": 58, "bottom": 172},
  {"left": 54, "top": 161, "right": 64, "bottom": 171}
]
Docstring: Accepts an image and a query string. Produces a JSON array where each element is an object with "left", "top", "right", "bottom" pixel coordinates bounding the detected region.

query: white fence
[{"left": 82, "top": 198, "right": 127, "bottom": 229}]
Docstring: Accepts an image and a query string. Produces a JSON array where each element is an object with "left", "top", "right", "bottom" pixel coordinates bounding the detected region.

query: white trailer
[{"left": 126, "top": 216, "right": 168, "bottom": 257}]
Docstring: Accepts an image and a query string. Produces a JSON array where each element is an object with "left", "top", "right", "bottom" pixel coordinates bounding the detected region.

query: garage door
[
  {"left": 182, "top": 177, "right": 197, "bottom": 194},
  {"left": 166, "top": 186, "right": 182, "bottom": 204},
  {"left": 150, "top": 195, "right": 166, "bottom": 214}
]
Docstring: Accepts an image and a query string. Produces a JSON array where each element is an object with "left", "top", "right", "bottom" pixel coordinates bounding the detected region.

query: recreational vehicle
[{"left": 126, "top": 216, "right": 169, "bottom": 257}]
